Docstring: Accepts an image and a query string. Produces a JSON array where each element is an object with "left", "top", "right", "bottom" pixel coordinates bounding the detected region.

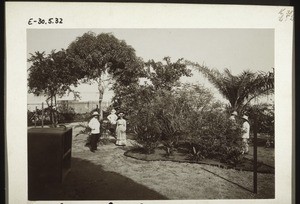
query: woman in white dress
[{"left": 116, "top": 113, "right": 127, "bottom": 146}]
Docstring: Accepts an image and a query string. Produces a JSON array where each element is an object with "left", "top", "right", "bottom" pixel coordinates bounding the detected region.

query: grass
[{"left": 29, "top": 123, "right": 275, "bottom": 200}]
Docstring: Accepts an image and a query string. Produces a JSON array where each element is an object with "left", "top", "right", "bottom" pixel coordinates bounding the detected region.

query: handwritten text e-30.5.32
[{"left": 28, "top": 18, "right": 63, "bottom": 25}]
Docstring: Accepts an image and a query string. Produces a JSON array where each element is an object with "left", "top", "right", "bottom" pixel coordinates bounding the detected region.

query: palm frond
[{"left": 188, "top": 60, "right": 274, "bottom": 110}]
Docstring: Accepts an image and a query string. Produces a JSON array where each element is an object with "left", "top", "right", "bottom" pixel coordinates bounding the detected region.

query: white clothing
[
  {"left": 88, "top": 117, "right": 100, "bottom": 134},
  {"left": 116, "top": 118, "right": 127, "bottom": 145},
  {"left": 242, "top": 121, "right": 250, "bottom": 139},
  {"left": 107, "top": 113, "right": 118, "bottom": 125}
]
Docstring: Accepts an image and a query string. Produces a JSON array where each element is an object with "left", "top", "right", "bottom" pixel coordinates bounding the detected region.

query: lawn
[{"left": 29, "top": 123, "right": 275, "bottom": 200}]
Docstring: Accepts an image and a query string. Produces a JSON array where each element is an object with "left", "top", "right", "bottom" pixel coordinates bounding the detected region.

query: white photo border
[{"left": 5, "top": 2, "right": 294, "bottom": 204}]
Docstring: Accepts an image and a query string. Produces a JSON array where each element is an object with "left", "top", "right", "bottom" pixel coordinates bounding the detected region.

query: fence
[
  {"left": 27, "top": 100, "right": 112, "bottom": 127},
  {"left": 27, "top": 100, "right": 111, "bottom": 114}
]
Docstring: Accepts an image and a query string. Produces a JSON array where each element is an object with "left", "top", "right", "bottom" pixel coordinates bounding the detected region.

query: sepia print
[
  {"left": 27, "top": 28, "right": 275, "bottom": 200},
  {"left": 5, "top": 3, "right": 293, "bottom": 204}
]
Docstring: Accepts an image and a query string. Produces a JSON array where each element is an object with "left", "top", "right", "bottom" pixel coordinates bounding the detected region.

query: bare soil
[{"left": 29, "top": 123, "right": 275, "bottom": 200}]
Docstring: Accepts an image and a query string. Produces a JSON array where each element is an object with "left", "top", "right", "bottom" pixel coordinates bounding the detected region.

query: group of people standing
[
  {"left": 229, "top": 111, "right": 250, "bottom": 154},
  {"left": 87, "top": 109, "right": 127, "bottom": 152}
]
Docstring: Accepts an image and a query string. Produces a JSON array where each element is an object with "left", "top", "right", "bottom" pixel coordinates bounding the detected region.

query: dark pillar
[{"left": 253, "top": 116, "right": 258, "bottom": 194}]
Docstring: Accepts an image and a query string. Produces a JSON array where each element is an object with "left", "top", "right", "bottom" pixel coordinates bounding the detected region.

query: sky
[{"left": 27, "top": 29, "right": 274, "bottom": 105}]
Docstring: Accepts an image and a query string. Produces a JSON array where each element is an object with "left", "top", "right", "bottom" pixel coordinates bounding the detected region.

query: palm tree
[{"left": 187, "top": 61, "right": 274, "bottom": 113}]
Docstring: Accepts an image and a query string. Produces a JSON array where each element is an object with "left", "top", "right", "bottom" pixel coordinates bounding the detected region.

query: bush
[
  {"left": 27, "top": 108, "right": 52, "bottom": 126},
  {"left": 122, "top": 82, "right": 244, "bottom": 164},
  {"left": 185, "top": 105, "right": 244, "bottom": 165},
  {"left": 187, "top": 140, "right": 218, "bottom": 161},
  {"left": 244, "top": 103, "right": 274, "bottom": 137},
  {"left": 219, "top": 145, "right": 244, "bottom": 165},
  {"left": 57, "top": 104, "right": 76, "bottom": 122},
  {"left": 132, "top": 104, "right": 162, "bottom": 154}
]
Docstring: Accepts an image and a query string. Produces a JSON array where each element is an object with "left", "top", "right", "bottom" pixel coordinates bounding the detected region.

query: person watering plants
[
  {"left": 107, "top": 109, "right": 118, "bottom": 137},
  {"left": 241, "top": 115, "right": 250, "bottom": 154},
  {"left": 115, "top": 112, "right": 127, "bottom": 146},
  {"left": 88, "top": 111, "right": 101, "bottom": 152}
]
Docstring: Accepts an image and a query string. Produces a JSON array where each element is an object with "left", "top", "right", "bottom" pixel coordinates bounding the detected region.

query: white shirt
[
  {"left": 107, "top": 113, "right": 118, "bottom": 125},
  {"left": 242, "top": 121, "right": 250, "bottom": 139},
  {"left": 88, "top": 117, "right": 100, "bottom": 134}
]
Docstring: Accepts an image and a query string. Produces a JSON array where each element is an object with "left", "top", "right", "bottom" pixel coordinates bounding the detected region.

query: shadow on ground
[{"left": 29, "top": 157, "right": 167, "bottom": 200}]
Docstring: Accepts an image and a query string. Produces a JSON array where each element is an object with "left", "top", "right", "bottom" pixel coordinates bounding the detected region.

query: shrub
[
  {"left": 27, "top": 108, "right": 52, "bottom": 126},
  {"left": 185, "top": 105, "right": 244, "bottom": 165},
  {"left": 161, "top": 140, "right": 176, "bottom": 157},
  {"left": 219, "top": 145, "right": 244, "bottom": 165},
  {"left": 244, "top": 103, "right": 274, "bottom": 137},
  {"left": 57, "top": 104, "right": 76, "bottom": 122},
  {"left": 132, "top": 104, "right": 162, "bottom": 154},
  {"left": 122, "top": 81, "right": 244, "bottom": 164},
  {"left": 153, "top": 85, "right": 215, "bottom": 155}
]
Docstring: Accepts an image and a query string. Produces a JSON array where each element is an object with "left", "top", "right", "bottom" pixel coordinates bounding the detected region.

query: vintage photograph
[{"left": 27, "top": 29, "right": 275, "bottom": 200}]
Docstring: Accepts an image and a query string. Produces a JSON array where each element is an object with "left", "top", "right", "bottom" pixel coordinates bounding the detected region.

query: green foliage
[
  {"left": 187, "top": 61, "right": 274, "bottom": 113},
  {"left": 243, "top": 103, "right": 274, "bottom": 136},
  {"left": 120, "top": 57, "right": 193, "bottom": 154},
  {"left": 28, "top": 50, "right": 80, "bottom": 125},
  {"left": 185, "top": 104, "right": 244, "bottom": 165},
  {"left": 27, "top": 109, "right": 52, "bottom": 126},
  {"left": 145, "top": 57, "right": 192, "bottom": 90},
  {"left": 67, "top": 31, "right": 144, "bottom": 86},
  {"left": 127, "top": 80, "right": 244, "bottom": 164},
  {"left": 28, "top": 50, "right": 80, "bottom": 100},
  {"left": 219, "top": 146, "right": 244, "bottom": 165},
  {"left": 57, "top": 103, "right": 76, "bottom": 122},
  {"left": 67, "top": 32, "right": 145, "bottom": 117},
  {"left": 132, "top": 102, "right": 162, "bottom": 154},
  {"left": 112, "top": 57, "right": 191, "bottom": 115},
  {"left": 127, "top": 79, "right": 231, "bottom": 157}
]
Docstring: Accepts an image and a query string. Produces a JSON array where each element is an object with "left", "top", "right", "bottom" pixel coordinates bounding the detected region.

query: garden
[{"left": 27, "top": 31, "right": 275, "bottom": 199}]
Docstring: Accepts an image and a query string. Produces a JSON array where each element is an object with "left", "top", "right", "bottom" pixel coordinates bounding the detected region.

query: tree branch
[{"left": 242, "top": 88, "right": 273, "bottom": 109}]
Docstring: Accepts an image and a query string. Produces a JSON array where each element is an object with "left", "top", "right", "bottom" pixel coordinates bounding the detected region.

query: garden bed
[{"left": 124, "top": 146, "right": 274, "bottom": 174}]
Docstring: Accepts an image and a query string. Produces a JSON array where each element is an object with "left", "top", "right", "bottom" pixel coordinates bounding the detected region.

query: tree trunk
[
  {"left": 98, "top": 80, "right": 105, "bottom": 120},
  {"left": 99, "top": 98, "right": 102, "bottom": 119},
  {"left": 50, "top": 96, "right": 54, "bottom": 125}
]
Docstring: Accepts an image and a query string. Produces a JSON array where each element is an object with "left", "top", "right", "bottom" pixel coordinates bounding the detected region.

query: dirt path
[{"left": 30, "top": 125, "right": 274, "bottom": 200}]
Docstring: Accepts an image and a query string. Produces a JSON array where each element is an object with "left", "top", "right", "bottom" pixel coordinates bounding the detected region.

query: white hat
[
  {"left": 92, "top": 111, "right": 100, "bottom": 116},
  {"left": 242, "top": 115, "right": 249, "bottom": 121},
  {"left": 231, "top": 111, "right": 238, "bottom": 116},
  {"left": 111, "top": 109, "right": 116, "bottom": 113}
]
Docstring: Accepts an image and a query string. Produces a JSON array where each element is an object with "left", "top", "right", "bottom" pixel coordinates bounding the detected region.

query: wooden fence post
[{"left": 253, "top": 116, "right": 258, "bottom": 194}]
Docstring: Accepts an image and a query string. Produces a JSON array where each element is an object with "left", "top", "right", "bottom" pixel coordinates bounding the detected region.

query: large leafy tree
[
  {"left": 112, "top": 57, "right": 192, "bottom": 115},
  {"left": 145, "top": 57, "right": 192, "bottom": 91},
  {"left": 112, "top": 58, "right": 192, "bottom": 151},
  {"left": 28, "top": 50, "right": 80, "bottom": 124},
  {"left": 67, "top": 32, "right": 144, "bottom": 117},
  {"left": 187, "top": 61, "right": 274, "bottom": 113}
]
